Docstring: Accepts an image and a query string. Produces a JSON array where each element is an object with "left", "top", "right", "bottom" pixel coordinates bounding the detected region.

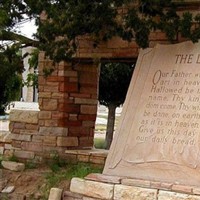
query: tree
[
  {"left": 0, "top": 45, "right": 23, "bottom": 114},
  {"left": 1, "top": 0, "right": 200, "bottom": 113},
  {"left": 99, "top": 63, "right": 133, "bottom": 149}
]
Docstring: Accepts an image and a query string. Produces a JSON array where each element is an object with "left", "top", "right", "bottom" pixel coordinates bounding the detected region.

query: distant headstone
[{"left": 103, "top": 41, "right": 200, "bottom": 186}]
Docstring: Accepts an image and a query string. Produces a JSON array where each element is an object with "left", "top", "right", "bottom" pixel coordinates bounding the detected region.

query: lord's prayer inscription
[{"left": 104, "top": 42, "right": 200, "bottom": 187}]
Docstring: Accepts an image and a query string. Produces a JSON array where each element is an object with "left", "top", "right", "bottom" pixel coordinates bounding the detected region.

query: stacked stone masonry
[
  {"left": 2, "top": 109, "right": 108, "bottom": 163},
  {"left": 2, "top": 2, "right": 199, "bottom": 161},
  {"left": 64, "top": 174, "right": 200, "bottom": 200}
]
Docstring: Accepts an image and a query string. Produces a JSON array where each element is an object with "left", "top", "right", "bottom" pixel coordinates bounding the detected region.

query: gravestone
[{"left": 103, "top": 41, "right": 200, "bottom": 186}]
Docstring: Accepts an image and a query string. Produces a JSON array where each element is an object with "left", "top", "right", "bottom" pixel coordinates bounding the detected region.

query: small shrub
[{"left": 94, "top": 138, "right": 106, "bottom": 149}]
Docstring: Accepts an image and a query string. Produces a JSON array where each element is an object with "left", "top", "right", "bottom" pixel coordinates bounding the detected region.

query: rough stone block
[
  {"left": 10, "top": 110, "right": 39, "bottom": 124},
  {"left": 81, "top": 105, "right": 97, "bottom": 115},
  {"left": 14, "top": 150, "right": 35, "bottom": 159},
  {"left": 39, "top": 111, "right": 51, "bottom": 119},
  {"left": 39, "top": 127, "right": 68, "bottom": 136},
  {"left": 21, "top": 142, "right": 43, "bottom": 152},
  {"left": 158, "top": 191, "right": 200, "bottom": 200},
  {"left": 77, "top": 155, "right": 89, "bottom": 163},
  {"left": 114, "top": 184, "right": 157, "bottom": 200},
  {"left": 172, "top": 185, "right": 192, "bottom": 194},
  {"left": 62, "top": 191, "right": 83, "bottom": 200},
  {"left": 85, "top": 173, "right": 121, "bottom": 184},
  {"left": 79, "top": 137, "right": 94, "bottom": 147},
  {"left": 75, "top": 98, "right": 97, "bottom": 105},
  {"left": 1, "top": 186, "right": 15, "bottom": 193},
  {"left": 121, "top": 178, "right": 151, "bottom": 188},
  {"left": 43, "top": 136, "right": 57, "bottom": 146},
  {"left": 89, "top": 156, "right": 105, "bottom": 165},
  {"left": 70, "top": 178, "right": 114, "bottom": 200},
  {"left": 42, "top": 99, "right": 58, "bottom": 111},
  {"left": 1, "top": 161, "right": 25, "bottom": 172},
  {"left": 57, "top": 137, "right": 78, "bottom": 147},
  {"left": 10, "top": 133, "right": 31, "bottom": 142},
  {"left": 48, "top": 188, "right": 63, "bottom": 200}
]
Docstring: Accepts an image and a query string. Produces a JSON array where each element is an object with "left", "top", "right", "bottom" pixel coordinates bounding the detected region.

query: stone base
[{"left": 67, "top": 173, "right": 200, "bottom": 200}]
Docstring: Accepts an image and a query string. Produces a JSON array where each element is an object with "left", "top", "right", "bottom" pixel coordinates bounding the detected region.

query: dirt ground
[{"left": 0, "top": 166, "right": 71, "bottom": 200}]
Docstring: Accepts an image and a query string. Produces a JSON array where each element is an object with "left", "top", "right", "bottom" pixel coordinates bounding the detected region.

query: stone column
[{"left": 38, "top": 53, "right": 99, "bottom": 155}]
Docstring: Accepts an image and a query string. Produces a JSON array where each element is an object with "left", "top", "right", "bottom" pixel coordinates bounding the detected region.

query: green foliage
[
  {"left": 0, "top": 45, "right": 23, "bottom": 114},
  {"left": 99, "top": 62, "right": 133, "bottom": 107},
  {"left": 94, "top": 138, "right": 106, "bottom": 149},
  {"left": 8, "top": 154, "right": 19, "bottom": 162},
  {"left": 40, "top": 162, "right": 103, "bottom": 199},
  {"left": 23, "top": 49, "right": 39, "bottom": 88},
  {"left": 1, "top": 0, "right": 200, "bottom": 113}
]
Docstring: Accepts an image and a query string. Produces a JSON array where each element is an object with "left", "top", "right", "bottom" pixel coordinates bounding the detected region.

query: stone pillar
[{"left": 38, "top": 53, "right": 99, "bottom": 154}]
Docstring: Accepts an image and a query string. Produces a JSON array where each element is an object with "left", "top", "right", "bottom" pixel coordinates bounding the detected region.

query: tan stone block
[
  {"left": 193, "top": 187, "right": 200, "bottom": 195},
  {"left": 172, "top": 185, "right": 192, "bottom": 194},
  {"left": 2, "top": 161, "right": 25, "bottom": 172},
  {"left": 21, "top": 142, "right": 43, "bottom": 152},
  {"left": 57, "top": 137, "right": 78, "bottom": 147},
  {"left": 52, "top": 92, "right": 65, "bottom": 98},
  {"left": 79, "top": 137, "right": 94, "bottom": 147},
  {"left": 62, "top": 191, "right": 83, "bottom": 200},
  {"left": 32, "top": 135, "right": 44, "bottom": 142},
  {"left": 43, "top": 136, "right": 57, "bottom": 146},
  {"left": 10, "top": 133, "right": 31, "bottom": 142},
  {"left": 4, "top": 144, "right": 14, "bottom": 150},
  {"left": 121, "top": 178, "right": 151, "bottom": 188},
  {"left": 81, "top": 105, "right": 97, "bottom": 114},
  {"left": 70, "top": 178, "right": 114, "bottom": 200},
  {"left": 10, "top": 110, "right": 39, "bottom": 124},
  {"left": 20, "top": 130, "right": 38, "bottom": 135},
  {"left": 25, "top": 124, "right": 39, "bottom": 130},
  {"left": 77, "top": 155, "right": 89, "bottom": 162},
  {"left": 89, "top": 156, "right": 105, "bottom": 165},
  {"left": 38, "top": 92, "right": 51, "bottom": 98},
  {"left": 39, "top": 127, "right": 68, "bottom": 136},
  {"left": 160, "top": 182, "right": 173, "bottom": 190},
  {"left": 82, "top": 121, "right": 95, "bottom": 127},
  {"left": 42, "top": 99, "right": 58, "bottom": 111},
  {"left": 39, "top": 111, "right": 52, "bottom": 119},
  {"left": 13, "top": 122, "right": 26, "bottom": 129},
  {"left": 43, "top": 86, "right": 59, "bottom": 92},
  {"left": 48, "top": 188, "right": 63, "bottom": 200},
  {"left": 45, "top": 120, "right": 58, "bottom": 127},
  {"left": 85, "top": 173, "right": 121, "bottom": 184},
  {"left": 14, "top": 150, "right": 35, "bottom": 159},
  {"left": 12, "top": 141, "right": 22, "bottom": 148},
  {"left": 114, "top": 184, "right": 157, "bottom": 200},
  {"left": 75, "top": 98, "right": 98, "bottom": 105},
  {"left": 158, "top": 191, "right": 200, "bottom": 200},
  {"left": 83, "top": 197, "right": 102, "bottom": 200}
]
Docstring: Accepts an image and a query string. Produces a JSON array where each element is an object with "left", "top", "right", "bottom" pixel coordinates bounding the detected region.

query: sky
[{"left": 17, "top": 19, "right": 37, "bottom": 39}]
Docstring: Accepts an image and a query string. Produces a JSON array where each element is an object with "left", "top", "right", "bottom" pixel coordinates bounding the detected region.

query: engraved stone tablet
[{"left": 103, "top": 41, "right": 200, "bottom": 186}]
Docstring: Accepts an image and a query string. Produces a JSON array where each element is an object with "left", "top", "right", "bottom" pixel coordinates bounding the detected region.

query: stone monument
[{"left": 104, "top": 41, "right": 200, "bottom": 187}]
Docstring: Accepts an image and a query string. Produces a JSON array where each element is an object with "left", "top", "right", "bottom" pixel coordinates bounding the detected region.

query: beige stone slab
[
  {"left": 114, "top": 184, "right": 157, "bottom": 200},
  {"left": 10, "top": 110, "right": 39, "bottom": 124},
  {"left": 70, "top": 177, "right": 114, "bottom": 200},
  {"left": 85, "top": 173, "right": 121, "bottom": 184},
  {"left": 158, "top": 191, "right": 200, "bottom": 200},
  {"left": 104, "top": 41, "right": 200, "bottom": 187}
]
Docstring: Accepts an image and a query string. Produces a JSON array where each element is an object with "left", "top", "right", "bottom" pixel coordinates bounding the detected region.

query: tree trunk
[{"left": 105, "top": 104, "right": 117, "bottom": 149}]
